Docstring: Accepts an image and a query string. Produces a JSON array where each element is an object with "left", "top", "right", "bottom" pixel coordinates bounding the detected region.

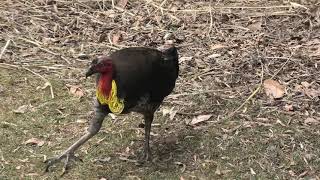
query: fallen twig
[
  {"left": 207, "top": 1, "right": 213, "bottom": 36},
  {"left": 226, "top": 63, "right": 264, "bottom": 119},
  {"left": 23, "top": 67, "right": 55, "bottom": 99},
  {"left": 17, "top": 37, "right": 71, "bottom": 64},
  {"left": 146, "top": 1, "right": 292, "bottom": 13},
  {"left": 0, "top": 39, "right": 11, "bottom": 59},
  {"left": 270, "top": 57, "right": 291, "bottom": 79},
  {"left": 168, "top": 89, "right": 227, "bottom": 99},
  {"left": 177, "top": 111, "right": 217, "bottom": 116}
]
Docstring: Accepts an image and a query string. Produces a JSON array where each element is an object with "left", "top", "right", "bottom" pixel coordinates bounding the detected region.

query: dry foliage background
[{"left": 0, "top": 0, "right": 320, "bottom": 179}]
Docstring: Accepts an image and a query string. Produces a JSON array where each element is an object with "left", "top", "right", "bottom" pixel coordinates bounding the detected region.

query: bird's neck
[{"left": 97, "top": 73, "right": 113, "bottom": 98}]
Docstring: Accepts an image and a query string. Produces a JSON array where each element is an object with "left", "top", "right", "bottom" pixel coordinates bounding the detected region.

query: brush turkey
[{"left": 45, "top": 45, "right": 179, "bottom": 173}]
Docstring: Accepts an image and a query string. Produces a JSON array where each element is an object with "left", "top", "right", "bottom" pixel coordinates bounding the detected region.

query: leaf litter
[{"left": 1, "top": 0, "right": 320, "bottom": 179}]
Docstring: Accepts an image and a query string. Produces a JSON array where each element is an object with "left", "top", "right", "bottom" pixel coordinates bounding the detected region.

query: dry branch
[
  {"left": 17, "top": 37, "right": 71, "bottom": 64},
  {"left": 0, "top": 39, "right": 11, "bottom": 59},
  {"left": 226, "top": 63, "right": 264, "bottom": 119}
]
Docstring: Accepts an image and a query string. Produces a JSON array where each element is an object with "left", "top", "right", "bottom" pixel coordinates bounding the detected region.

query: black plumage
[
  {"left": 111, "top": 47, "right": 179, "bottom": 111},
  {"left": 45, "top": 45, "right": 179, "bottom": 173}
]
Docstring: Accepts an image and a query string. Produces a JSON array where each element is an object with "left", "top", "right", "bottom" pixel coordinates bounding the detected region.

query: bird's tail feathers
[
  {"left": 161, "top": 45, "right": 179, "bottom": 77},
  {"left": 163, "top": 46, "right": 178, "bottom": 62}
]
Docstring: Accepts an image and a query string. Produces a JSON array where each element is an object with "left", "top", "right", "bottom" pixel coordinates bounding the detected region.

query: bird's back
[{"left": 110, "top": 47, "right": 178, "bottom": 111}]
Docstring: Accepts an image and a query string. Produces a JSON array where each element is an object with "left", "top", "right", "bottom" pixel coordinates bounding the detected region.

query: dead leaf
[
  {"left": 301, "top": 81, "right": 311, "bottom": 88},
  {"left": 162, "top": 108, "right": 171, "bottom": 116},
  {"left": 310, "top": 47, "right": 320, "bottom": 57},
  {"left": 290, "top": 156, "right": 296, "bottom": 166},
  {"left": 95, "top": 157, "right": 111, "bottom": 163},
  {"left": 162, "top": 107, "right": 177, "bottom": 120},
  {"left": 306, "top": 39, "right": 320, "bottom": 46},
  {"left": 77, "top": 53, "right": 90, "bottom": 59},
  {"left": 109, "top": 113, "right": 117, "bottom": 120},
  {"left": 215, "top": 166, "right": 222, "bottom": 175},
  {"left": 207, "top": 53, "right": 221, "bottom": 59},
  {"left": 195, "top": 58, "right": 206, "bottom": 68},
  {"left": 13, "top": 105, "right": 33, "bottom": 114},
  {"left": 305, "top": 88, "right": 320, "bottom": 98},
  {"left": 174, "top": 162, "right": 186, "bottom": 172},
  {"left": 221, "top": 169, "right": 232, "bottom": 174},
  {"left": 304, "top": 117, "right": 319, "bottom": 125},
  {"left": 164, "top": 32, "right": 173, "bottom": 40},
  {"left": 170, "top": 110, "right": 177, "bottom": 120},
  {"left": 67, "top": 85, "right": 84, "bottom": 98},
  {"left": 25, "top": 173, "right": 40, "bottom": 176},
  {"left": 289, "top": 170, "right": 296, "bottom": 176},
  {"left": 165, "top": 40, "right": 174, "bottom": 45},
  {"left": 290, "top": 2, "right": 308, "bottom": 10},
  {"left": 164, "top": 135, "right": 178, "bottom": 144},
  {"left": 250, "top": 168, "right": 256, "bottom": 175},
  {"left": 18, "top": 158, "right": 29, "bottom": 163},
  {"left": 247, "top": 21, "right": 262, "bottom": 31},
  {"left": 294, "top": 82, "right": 320, "bottom": 98},
  {"left": 112, "top": 33, "right": 122, "bottom": 44},
  {"left": 119, "top": 156, "right": 137, "bottom": 163},
  {"left": 263, "top": 79, "right": 285, "bottom": 99},
  {"left": 179, "top": 56, "right": 193, "bottom": 63},
  {"left": 294, "top": 84, "right": 304, "bottom": 93},
  {"left": 284, "top": 104, "right": 294, "bottom": 111},
  {"left": 210, "top": 44, "right": 227, "bottom": 50},
  {"left": 276, "top": 119, "right": 286, "bottom": 126},
  {"left": 117, "top": 0, "right": 128, "bottom": 9},
  {"left": 76, "top": 119, "right": 86, "bottom": 123},
  {"left": 190, "top": 114, "right": 212, "bottom": 125},
  {"left": 24, "top": 138, "right": 45, "bottom": 147}
]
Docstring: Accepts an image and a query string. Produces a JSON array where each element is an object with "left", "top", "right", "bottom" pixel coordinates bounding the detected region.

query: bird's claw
[
  {"left": 143, "top": 152, "right": 152, "bottom": 162},
  {"left": 44, "top": 152, "right": 82, "bottom": 175},
  {"left": 137, "top": 151, "right": 152, "bottom": 164}
]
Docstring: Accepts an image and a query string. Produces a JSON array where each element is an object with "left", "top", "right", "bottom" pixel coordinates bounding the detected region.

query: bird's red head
[
  {"left": 86, "top": 56, "right": 114, "bottom": 100},
  {"left": 85, "top": 56, "right": 114, "bottom": 77}
]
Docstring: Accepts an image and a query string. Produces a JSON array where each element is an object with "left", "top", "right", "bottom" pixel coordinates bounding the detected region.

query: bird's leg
[
  {"left": 143, "top": 112, "right": 154, "bottom": 161},
  {"left": 45, "top": 104, "right": 107, "bottom": 174}
]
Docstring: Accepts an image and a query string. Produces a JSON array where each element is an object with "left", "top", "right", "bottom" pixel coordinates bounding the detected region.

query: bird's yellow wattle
[{"left": 96, "top": 80, "right": 124, "bottom": 114}]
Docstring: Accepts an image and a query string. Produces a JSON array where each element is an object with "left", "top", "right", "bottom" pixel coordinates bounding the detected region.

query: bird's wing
[{"left": 110, "top": 48, "right": 163, "bottom": 101}]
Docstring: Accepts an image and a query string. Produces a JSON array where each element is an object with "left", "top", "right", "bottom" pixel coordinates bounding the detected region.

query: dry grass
[{"left": 1, "top": 0, "right": 320, "bottom": 179}]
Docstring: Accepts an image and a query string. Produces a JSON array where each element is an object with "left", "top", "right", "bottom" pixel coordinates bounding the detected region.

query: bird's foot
[
  {"left": 143, "top": 151, "right": 152, "bottom": 162},
  {"left": 137, "top": 151, "right": 152, "bottom": 165},
  {"left": 44, "top": 152, "right": 82, "bottom": 175}
]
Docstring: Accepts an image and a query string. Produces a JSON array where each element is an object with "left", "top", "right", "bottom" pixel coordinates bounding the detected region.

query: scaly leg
[
  {"left": 45, "top": 104, "right": 107, "bottom": 174},
  {"left": 143, "top": 112, "right": 154, "bottom": 161}
]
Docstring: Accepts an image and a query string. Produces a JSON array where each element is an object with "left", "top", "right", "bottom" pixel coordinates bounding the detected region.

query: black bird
[{"left": 45, "top": 45, "right": 179, "bottom": 173}]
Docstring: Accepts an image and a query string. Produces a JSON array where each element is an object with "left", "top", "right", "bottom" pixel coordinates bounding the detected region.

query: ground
[{"left": 1, "top": 0, "right": 320, "bottom": 179}]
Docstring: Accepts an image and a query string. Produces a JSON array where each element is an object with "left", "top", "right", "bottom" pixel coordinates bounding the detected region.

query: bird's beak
[{"left": 85, "top": 66, "right": 96, "bottom": 78}]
